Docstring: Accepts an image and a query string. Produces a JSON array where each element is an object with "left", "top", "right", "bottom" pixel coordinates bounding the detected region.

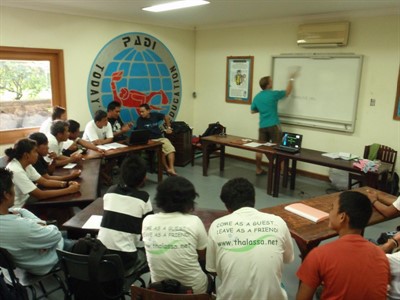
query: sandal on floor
[{"left": 256, "top": 170, "right": 267, "bottom": 176}]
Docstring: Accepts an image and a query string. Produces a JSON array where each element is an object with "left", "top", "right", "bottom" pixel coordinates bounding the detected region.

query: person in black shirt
[{"left": 107, "top": 101, "right": 133, "bottom": 142}]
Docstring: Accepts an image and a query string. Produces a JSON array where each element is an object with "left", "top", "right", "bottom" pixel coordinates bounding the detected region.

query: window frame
[{"left": 0, "top": 46, "right": 66, "bottom": 144}]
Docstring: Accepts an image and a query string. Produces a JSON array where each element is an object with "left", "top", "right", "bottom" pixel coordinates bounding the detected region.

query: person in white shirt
[
  {"left": 39, "top": 106, "right": 67, "bottom": 134},
  {"left": 206, "top": 177, "right": 294, "bottom": 300},
  {"left": 47, "top": 120, "right": 82, "bottom": 167},
  {"left": 82, "top": 110, "right": 113, "bottom": 145},
  {"left": 5, "top": 139, "right": 80, "bottom": 208},
  {"left": 142, "top": 176, "right": 210, "bottom": 294}
]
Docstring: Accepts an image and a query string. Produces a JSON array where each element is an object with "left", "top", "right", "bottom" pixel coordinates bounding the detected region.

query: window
[{"left": 0, "top": 46, "right": 66, "bottom": 144}]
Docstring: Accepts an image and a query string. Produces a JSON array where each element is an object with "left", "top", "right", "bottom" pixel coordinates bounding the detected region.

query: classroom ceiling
[{"left": 1, "top": 0, "right": 399, "bottom": 30}]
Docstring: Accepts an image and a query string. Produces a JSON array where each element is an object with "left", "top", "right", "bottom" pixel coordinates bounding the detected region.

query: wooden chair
[
  {"left": 348, "top": 144, "right": 397, "bottom": 190},
  {"left": 131, "top": 285, "right": 212, "bottom": 300},
  {"left": 0, "top": 247, "right": 67, "bottom": 300}
]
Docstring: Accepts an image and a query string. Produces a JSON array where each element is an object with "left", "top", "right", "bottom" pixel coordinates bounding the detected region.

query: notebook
[
  {"left": 275, "top": 132, "right": 303, "bottom": 153},
  {"left": 128, "top": 129, "right": 151, "bottom": 145},
  {"left": 284, "top": 203, "right": 329, "bottom": 223}
]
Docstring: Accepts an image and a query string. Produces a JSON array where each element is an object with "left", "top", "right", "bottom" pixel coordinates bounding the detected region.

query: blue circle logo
[{"left": 87, "top": 32, "right": 182, "bottom": 123}]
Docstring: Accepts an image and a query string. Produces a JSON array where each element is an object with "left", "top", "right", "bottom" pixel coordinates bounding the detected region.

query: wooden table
[
  {"left": 62, "top": 198, "right": 227, "bottom": 238},
  {"left": 261, "top": 186, "right": 396, "bottom": 258},
  {"left": 85, "top": 140, "right": 164, "bottom": 182},
  {"left": 25, "top": 158, "right": 101, "bottom": 209},
  {"left": 200, "top": 134, "right": 277, "bottom": 195},
  {"left": 273, "top": 148, "right": 391, "bottom": 197}
]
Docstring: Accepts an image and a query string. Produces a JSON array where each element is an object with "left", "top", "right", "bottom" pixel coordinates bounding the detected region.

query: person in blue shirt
[
  {"left": 0, "top": 168, "right": 73, "bottom": 275},
  {"left": 136, "top": 104, "right": 177, "bottom": 176},
  {"left": 251, "top": 74, "right": 296, "bottom": 175}
]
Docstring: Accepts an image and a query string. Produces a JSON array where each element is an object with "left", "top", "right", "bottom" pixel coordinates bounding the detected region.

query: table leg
[
  {"left": 294, "top": 237, "right": 321, "bottom": 260},
  {"left": 290, "top": 160, "right": 297, "bottom": 190},
  {"left": 365, "top": 172, "right": 381, "bottom": 189},
  {"left": 219, "top": 145, "right": 225, "bottom": 171},
  {"left": 273, "top": 155, "right": 282, "bottom": 197},
  {"left": 282, "top": 158, "right": 290, "bottom": 188},
  {"left": 202, "top": 141, "right": 210, "bottom": 176},
  {"left": 266, "top": 153, "right": 275, "bottom": 195},
  {"left": 157, "top": 145, "right": 163, "bottom": 182}
]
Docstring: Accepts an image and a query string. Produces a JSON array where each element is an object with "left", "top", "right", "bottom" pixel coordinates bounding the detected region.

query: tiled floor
[{"left": 33, "top": 156, "right": 399, "bottom": 299}]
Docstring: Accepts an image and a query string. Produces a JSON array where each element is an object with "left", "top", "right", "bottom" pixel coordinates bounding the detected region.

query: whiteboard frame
[{"left": 272, "top": 54, "right": 363, "bottom": 133}]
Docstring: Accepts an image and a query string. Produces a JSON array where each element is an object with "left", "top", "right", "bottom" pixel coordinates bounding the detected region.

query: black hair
[
  {"left": 119, "top": 155, "right": 147, "bottom": 188},
  {"left": 50, "top": 120, "right": 69, "bottom": 136},
  {"left": 29, "top": 132, "right": 48, "bottom": 146},
  {"left": 139, "top": 104, "right": 150, "bottom": 111},
  {"left": 338, "top": 191, "right": 372, "bottom": 230},
  {"left": 68, "top": 119, "right": 80, "bottom": 133},
  {"left": 94, "top": 110, "right": 107, "bottom": 122},
  {"left": 5, "top": 138, "right": 37, "bottom": 162},
  {"left": 155, "top": 176, "right": 198, "bottom": 213},
  {"left": 220, "top": 177, "right": 255, "bottom": 211},
  {"left": 0, "top": 168, "right": 13, "bottom": 203},
  {"left": 259, "top": 76, "right": 271, "bottom": 90},
  {"left": 107, "top": 101, "right": 121, "bottom": 112},
  {"left": 52, "top": 106, "right": 66, "bottom": 120}
]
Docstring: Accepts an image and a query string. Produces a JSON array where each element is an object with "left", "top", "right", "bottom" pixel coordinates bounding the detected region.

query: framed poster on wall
[{"left": 226, "top": 56, "right": 254, "bottom": 104}]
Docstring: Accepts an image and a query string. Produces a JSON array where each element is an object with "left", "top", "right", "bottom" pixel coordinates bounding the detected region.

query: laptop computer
[
  {"left": 275, "top": 132, "right": 303, "bottom": 153},
  {"left": 128, "top": 129, "right": 151, "bottom": 145}
]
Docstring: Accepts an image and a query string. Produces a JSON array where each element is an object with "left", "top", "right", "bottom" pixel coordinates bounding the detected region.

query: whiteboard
[{"left": 272, "top": 54, "right": 363, "bottom": 132}]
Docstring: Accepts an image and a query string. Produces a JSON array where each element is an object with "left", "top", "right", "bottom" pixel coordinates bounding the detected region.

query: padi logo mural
[{"left": 87, "top": 32, "right": 181, "bottom": 123}]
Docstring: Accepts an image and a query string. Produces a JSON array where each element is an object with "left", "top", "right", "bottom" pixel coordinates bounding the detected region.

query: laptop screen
[
  {"left": 280, "top": 132, "right": 303, "bottom": 149},
  {"left": 128, "top": 129, "right": 151, "bottom": 145}
]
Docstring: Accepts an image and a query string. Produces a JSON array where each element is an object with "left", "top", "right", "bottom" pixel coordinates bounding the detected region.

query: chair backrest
[
  {"left": 56, "top": 249, "right": 125, "bottom": 299},
  {"left": 364, "top": 144, "right": 397, "bottom": 175},
  {"left": 131, "top": 285, "right": 211, "bottom": 300}
]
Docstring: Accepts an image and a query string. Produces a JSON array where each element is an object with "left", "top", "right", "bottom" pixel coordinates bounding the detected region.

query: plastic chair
[
  {"left": 0, "top": 247, "right": 67, "bottom": 300},
  {"left": 131, "top": 285, "right": 212, "bottom": 300},
  {"left": 348, "top": 144, "right": 397, "bottom": 190},
  {"left": 57, "top": 249, "right": 126, "bottom": 300},
  {"left": 57, "top": 249, "right": 149, "bottom": 299}
]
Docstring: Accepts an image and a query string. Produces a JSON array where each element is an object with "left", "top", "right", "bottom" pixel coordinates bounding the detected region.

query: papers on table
[
  {"left": 96, "top": 142, "right": 127, "bottom": 151},
  {"left": 322, "top": 152, "right": 358, "bottom": 160},
  {"left": 243, "top": 142, "right": 277, "bottom": 148},
  {"left": 284, "top": 203, "right": 329, "bottom": 223},
  {"left": 63, "top": 163, "right": 77, "bottom": 169},
  {"left": 82, "top": 215, "right": 103, "bottom": 229}
]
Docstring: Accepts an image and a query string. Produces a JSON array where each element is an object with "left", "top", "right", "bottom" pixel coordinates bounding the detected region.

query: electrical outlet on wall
[{"left": 370, "top": 98, "right": 376, "bottom": 106}]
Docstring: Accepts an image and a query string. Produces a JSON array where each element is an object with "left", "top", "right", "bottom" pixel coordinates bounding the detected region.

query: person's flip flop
[{"left": 256, "top": 170, "right": 267, "bottom": 176}]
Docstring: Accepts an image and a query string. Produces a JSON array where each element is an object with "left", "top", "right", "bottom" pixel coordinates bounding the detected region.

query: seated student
[
  {"left": 29, "top": 132, "right": 81, "bottom": 181},
  {"left": 47, "top": 120, "right": 82, "bottom": 167},
  {"left": 97, "top": 155, "right": 153, "bottom": 269},
  {"left": 5, "top": 139, "right": 80, "bottom": 208},
  {"left": 62, "top": 119, "right": 104, "bottom": 156},
  {"left": 296, "top": 191, "right": 389, "bottom": 300},
  {"left": 39, "top": 106, "right": 67, "bottom": 134},
  {"left": 107, "top": 101, "right": 133, "bottom": 141},
  {"left": 367, "top": 189, "right": 400, "bottom": 217},
  {"left": 0, "top": 168, "right": 74, "bottom": 275},
  {"left": 380, "top": 232, "right": 400, "bottom": 300},
  {"left": 136, "top": 104, "right": 177, "bottom": 176},
  {"left": 142, "top": 176, "right": 210, "bottom": 294},
  {"left": 82, "top": 110, "right": 114, "bottom": 145},
  {"left": 206, "top": 177, "right": 294, "bottom": 300}
]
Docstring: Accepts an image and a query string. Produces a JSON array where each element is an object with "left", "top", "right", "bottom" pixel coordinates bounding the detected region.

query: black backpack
[
  {"left": 171, "top": 121, "right": 191, "bottom": 134},
  {"left": 385, "top": 172, "right": 399, "bottom": 196},
  {"left": 0, "top": 272, "right": 28, "bottom": 300},
  {"left": 201, "top": 122, "right": 225, "bottom": 137}
]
